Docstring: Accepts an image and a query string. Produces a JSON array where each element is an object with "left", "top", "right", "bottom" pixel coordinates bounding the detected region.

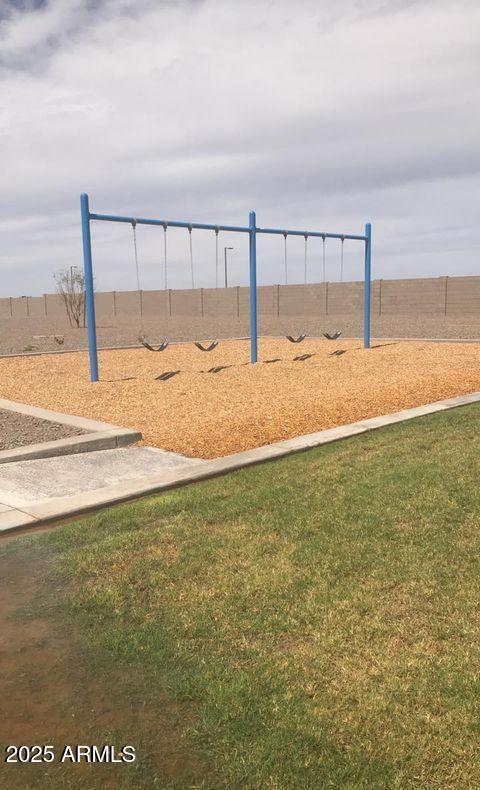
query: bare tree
[{"left": 54, "top": 266, "right": 86, "bottom": 328}]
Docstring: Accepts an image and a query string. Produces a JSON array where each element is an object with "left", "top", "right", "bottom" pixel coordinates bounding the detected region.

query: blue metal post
[
  {"left": 363, "top": 222, "right": 372, "bottom": 349},
  {"left": 249, "top": 210, "right": 258, "bottom": 363},
  {"left": 80, "top": 193, "right": 99, "bottom": 381}
]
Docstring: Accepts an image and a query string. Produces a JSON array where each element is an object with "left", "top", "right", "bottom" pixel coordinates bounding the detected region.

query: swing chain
[
  {"left": 215, "top": 226, "right": 220, "bottom": 289},
  {"left": 340, "top": 235, "right": 345, "bottom": 283},
  {"left": 304, "top": 233, "right": 308, "bottom": 285},
  {"left": 131, "top": 219, "right": 141, "bottom": 293},
  {"left": 322, "top": 233, "right": 326, "bottom": 283},
  {"left": 188, "top": 224, "right": 194, "bottom": 289},
  {"left": 162, "top": 223, "right": 168, "bottom": 290}
]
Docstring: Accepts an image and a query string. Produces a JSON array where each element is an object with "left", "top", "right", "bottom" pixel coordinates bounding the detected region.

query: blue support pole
[
  {"left": 363, "top": 222, "right": 372, "bottom": 349},
  {"left": 80, "top": 193, "right": 99, "bottom": 382},
  {"left": 249, "top": 210, "right": 258, "bottom": 363}
]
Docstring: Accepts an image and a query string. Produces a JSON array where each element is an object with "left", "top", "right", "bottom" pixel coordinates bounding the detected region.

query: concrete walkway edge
[{"left": 1, "top": 390, "right": 479, "bottom": 534}]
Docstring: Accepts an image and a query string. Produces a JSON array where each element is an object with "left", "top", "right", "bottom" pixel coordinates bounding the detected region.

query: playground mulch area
[
  {"left": 0, "top": 408, "right": 85, "bottom": 452},
  {"left": 0, "top": 338, "right": 479, "bottom": 459}
]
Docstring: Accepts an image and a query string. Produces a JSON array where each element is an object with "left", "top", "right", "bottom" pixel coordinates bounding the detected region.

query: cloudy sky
[{"left": 1, "top": 0, "right": 479, "bottom": 296}]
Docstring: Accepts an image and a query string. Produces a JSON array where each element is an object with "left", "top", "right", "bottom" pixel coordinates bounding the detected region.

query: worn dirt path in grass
[
  {"left": 1, "top": 338, "right": 480, "bottom": 458},
  {"left": 0, "top": 545, "right": 214, "bottom": 789}
]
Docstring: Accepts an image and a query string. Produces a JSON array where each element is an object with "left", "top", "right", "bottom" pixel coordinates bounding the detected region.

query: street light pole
[{"left": 224, "top": 246, "right": 233, "bottom": 288}]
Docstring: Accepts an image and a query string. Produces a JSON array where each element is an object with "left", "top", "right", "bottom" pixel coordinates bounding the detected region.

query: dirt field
[
  {"left": 1, "top": 314, "right": 480, "bottom": 358},
  {"left": 0, "top": 548, "right": 198, "bottom": 789},
  {"left": 1, "top": 338, "right": 479, "bottom": 459}
]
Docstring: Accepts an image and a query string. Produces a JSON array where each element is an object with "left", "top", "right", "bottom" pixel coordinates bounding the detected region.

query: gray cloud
[{"left": 0, "top": 0, "right": 479, "bottom": 295}]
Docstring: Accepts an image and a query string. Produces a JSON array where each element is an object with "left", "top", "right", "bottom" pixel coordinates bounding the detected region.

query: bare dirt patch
[
  {"left": 1, "top": 311, "right": 480, "bottom": 357},
  {"left": 0, "top": 546, "right": 215, "bottom": 789},
  {"left": 0, "top": 338, "right": 479, "bottom": 458},
  {"left": 0, "top": 409, "right": 85, "bottom": 451}
]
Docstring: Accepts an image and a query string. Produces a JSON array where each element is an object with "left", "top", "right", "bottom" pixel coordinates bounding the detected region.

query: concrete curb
[
  {"left": 0, "top": 398, "right": 141, "bottom": 465},
  {"left": 1, "top": 390, "right": 479, "bottom": 535}
]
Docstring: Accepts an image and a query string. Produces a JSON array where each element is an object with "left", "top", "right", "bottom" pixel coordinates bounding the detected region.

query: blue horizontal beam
[
  {"left": 256, "top": 226, "right": 367, "bottom": 241},
  {"left": 89, "top": 212, "right": 250, "bottom": 234},
  {"left": 89, "top": 211, "right": 366, "bottom": 241}
]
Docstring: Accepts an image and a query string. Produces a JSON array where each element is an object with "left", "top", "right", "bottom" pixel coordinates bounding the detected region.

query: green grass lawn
[{"left": 2, "top": 404, "right": 480, "bottom": 789}]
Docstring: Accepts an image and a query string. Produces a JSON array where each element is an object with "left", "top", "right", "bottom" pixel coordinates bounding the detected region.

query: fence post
[
  {"left": 80, "top": 192, "right": 99, "bottom": 382},
  {"left": 363, "top": 223, "right": 372, "bottom": 349},
  {"left": 249, "top": 210, "right": 258, "bottom": 363},
  {"left": 43, "top": 293, "right": 48, "bottom": 316}
]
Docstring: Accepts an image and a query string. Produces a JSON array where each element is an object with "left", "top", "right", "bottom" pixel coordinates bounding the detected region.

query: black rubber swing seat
[
  {"left": 323, "top": 330, "right": 342, "bottom": 340},
  {"left": 194, "top": 340, "right": 218, "bottom": 352},
  {"left": 139, "top": 336, "right": 169, "bottom": 352},
  {"left": 286, "top": 334, "right": 307, "bottom": 344}
]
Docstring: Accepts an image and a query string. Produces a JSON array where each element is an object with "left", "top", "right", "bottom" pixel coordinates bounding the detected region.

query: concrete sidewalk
[
  {"left": 1, "top": 390, "right": 480, "bottom": 535},
  {"left": 0, "top": 447, "right": 204, "bottom": 531}
]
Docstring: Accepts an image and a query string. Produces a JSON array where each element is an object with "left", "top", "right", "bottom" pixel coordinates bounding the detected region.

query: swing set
[{"left": 80, "top": 193, "right": 372, "bottom": 382}]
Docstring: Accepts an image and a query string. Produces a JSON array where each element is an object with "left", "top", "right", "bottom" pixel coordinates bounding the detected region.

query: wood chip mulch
[{"left": 0, "top": 338, "right": 479, "bottom": 459}]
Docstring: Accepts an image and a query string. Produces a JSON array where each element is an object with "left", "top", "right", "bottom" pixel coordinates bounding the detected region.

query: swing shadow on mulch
[
  {"left": 152, "top": 349, "right": 350, "bottom": 381},
  {"left": 156, "top": 371, "right": 181, "bottom": 381},
  {"left": 294, "top": 353, "right": 316, "bottom": 361},
  {"left": 103, "top": 376, "right": 137, "bottom": 382},
  {"left": 207, "top": 365, "right": 233, "bottom": 374}
]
